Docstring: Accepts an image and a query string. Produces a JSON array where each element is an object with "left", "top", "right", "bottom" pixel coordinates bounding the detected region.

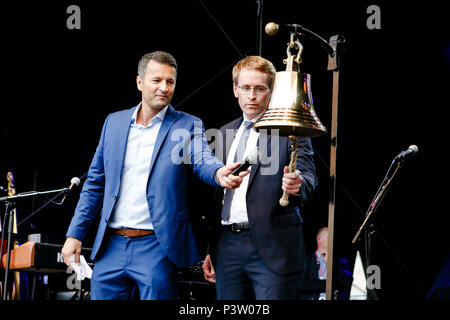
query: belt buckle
[
  {"left": 232, "top": 224, "right": 241, "bottom": 233},
  {"left": 122, "top": 228, "right": 129, "bottom": 238}
]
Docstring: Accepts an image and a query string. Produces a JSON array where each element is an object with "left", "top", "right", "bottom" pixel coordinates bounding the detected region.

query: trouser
[
  {"left": 91, "top": 232, "right": 177, "bottom": 300},
  {"left": 215, "top": 229, "right": 300, "bottom": 300}
]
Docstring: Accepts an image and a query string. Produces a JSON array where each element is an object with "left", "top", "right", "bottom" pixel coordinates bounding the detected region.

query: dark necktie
[
  {"left": 234, "top": 121, "right": 253, "bottom": 162},
  {"left": 221, "top": 121, "right": 253, "bottom": 221}
]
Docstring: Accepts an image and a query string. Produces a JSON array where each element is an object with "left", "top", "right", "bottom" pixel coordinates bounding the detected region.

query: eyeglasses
[{"left": 237, "top": 85, "right": 269, "bottom": 95}]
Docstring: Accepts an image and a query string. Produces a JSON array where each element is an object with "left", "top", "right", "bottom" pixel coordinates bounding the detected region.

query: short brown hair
[
  {"left": 232, "top": 56, "right": 276, "bottom": 87},
  {"left": 137, "top": 51, "right": 178, "bottom": 80}
]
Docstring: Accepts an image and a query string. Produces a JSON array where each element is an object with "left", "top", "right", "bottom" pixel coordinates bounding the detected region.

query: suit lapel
[
  {"left": 223, "top": 117, "right": 271, "bottom": 190},
  {"left": 117, "top": 107, "right": 136, "bottom": 174},
  {"left": 148, "top": 105, "right": 179, "bottom": 175},
  {"left": 223, "top": 117, "right": 243, "bottom": 162}
]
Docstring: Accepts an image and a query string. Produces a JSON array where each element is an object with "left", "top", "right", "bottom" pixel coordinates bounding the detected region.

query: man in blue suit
[
  {"left": 202, "top": 56, "right": 317, "bottom": 299},
  {"left": 61, "top": 51, "right": 247, "bottom": 300}
]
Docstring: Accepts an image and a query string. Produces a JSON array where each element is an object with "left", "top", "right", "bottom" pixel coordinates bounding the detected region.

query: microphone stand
[
  {"left": 0, "top": 187, "right": 70, "bottom": 202},
  {"left": 2, "top": 200, "right": 14, "bottom": 300},
  {"left": 351, "top": 157, "right": 406, "bottom": 300},
  {"left": 0, "top": 186, "right": 69, "bottom": 300}
]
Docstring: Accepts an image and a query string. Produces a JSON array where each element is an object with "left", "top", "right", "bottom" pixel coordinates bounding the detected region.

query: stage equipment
[
  {"left": 177, "top": 262, "right": 216, "bottom": 301},
  {"left": 255, "top": 0, "right": 264, "bottom": 55},
  {"left": 352, "top": 145, "right": 418, "bottom": 300},
  {"left": 1, "top": 176, "right": 81, "bottom": 300},
  {"left": 1, "top": 240, "right": 93, "bottom": 300},
  {"left": 1, "top": 171, "right": 21, "bottom": 300},
  {"left": 394, "top": 145, "right": 418, "bottom": 161},
  {"left": 256, "top": 22, "right": 344, "bottom": 300},
  {"left": 60, "top": 177, "right": 81, "bottom": 204},
  {"left": 16, "top": 176, "right": 81, "bottom": 228},
  {"left": 351, "top": 145, "right": 419, "bottom": 243},
  {"left": 1, "top": 241, "right": 93, "bottom": 273}
]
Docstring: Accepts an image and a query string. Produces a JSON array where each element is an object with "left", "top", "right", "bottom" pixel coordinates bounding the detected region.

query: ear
[{"left": 136, "top": 75, "right": 143, "bottom": 91}]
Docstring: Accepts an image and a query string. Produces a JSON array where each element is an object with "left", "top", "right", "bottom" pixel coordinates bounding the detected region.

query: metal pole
[
  {"left": 325, "top": 35, "right": 341, "bottom": 300},
  {"left": 255, "top": 0, "right": 263, "bottom": 55},
  {"left": 325, "top": 69, "right": 339, "bottom": 300}
]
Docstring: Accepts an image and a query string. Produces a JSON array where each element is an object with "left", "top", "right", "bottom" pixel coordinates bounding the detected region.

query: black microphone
[
  {"left": 232, "top": 148, "right": 260, "bottom": 176},
  {"left": 394, "top": 145, "right": 418, "bottom": 161}
]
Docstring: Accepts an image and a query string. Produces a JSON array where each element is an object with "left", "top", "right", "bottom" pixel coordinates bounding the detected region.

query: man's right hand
[
  {"left": 216, "top": 163, "right": 250, "bottom": 189},
  {"left": 202, "top": 254, "right": 216, "bottom": 284},
  {"left": 61, "top": 236, "right": 82, "bottom": 267}
]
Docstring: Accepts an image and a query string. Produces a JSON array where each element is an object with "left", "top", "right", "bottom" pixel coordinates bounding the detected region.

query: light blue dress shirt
[{"left": 108, "top": 104, "right": 168, "bottom": 230}]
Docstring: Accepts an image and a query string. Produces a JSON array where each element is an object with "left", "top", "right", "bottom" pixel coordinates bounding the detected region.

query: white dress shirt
[
  {"left": 108, "top": 104, "right": 168, "bottom": 230},
  {"left": 222, "top": 114, "right": 261, "bottom": 225}
]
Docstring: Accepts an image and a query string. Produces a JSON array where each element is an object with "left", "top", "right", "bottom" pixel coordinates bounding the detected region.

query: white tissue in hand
[{"left": 70, "top": 255, "right": 93, "bottom": 280}]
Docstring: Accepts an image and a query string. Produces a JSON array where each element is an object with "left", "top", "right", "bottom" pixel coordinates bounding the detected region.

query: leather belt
[
  {"left": 110, "top": 228, "right": 154, "bottom": 238},
  {"left": 222, "top": 222, "right": 250, "bottom": 233}
]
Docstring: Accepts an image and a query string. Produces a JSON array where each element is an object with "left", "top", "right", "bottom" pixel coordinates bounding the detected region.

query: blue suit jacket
[{"left": 66, "top": 105, "right": 223, "bottom": 268}]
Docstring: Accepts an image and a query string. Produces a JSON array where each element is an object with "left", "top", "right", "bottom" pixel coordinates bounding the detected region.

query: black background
[{"left": 1, "top": 0, "right": 449, "bottom": 300}]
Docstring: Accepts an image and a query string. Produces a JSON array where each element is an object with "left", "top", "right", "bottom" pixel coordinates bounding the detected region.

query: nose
[
  {"left": 247, "top": 89, "right": 257, "bottom": 100},
  {"left": 159, "top": 80, "right": 169, "bottom": 92}
]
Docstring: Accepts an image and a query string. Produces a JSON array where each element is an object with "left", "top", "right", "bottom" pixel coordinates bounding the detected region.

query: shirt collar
[
  {"left": 242, "top": 111, "right": 265, "bottom": 124},
  {"left": 131, "top": 102, "right": 169, "bottom": 126},
  {"left": 315, "top": 250, "right": 327, "bottom": 262}
]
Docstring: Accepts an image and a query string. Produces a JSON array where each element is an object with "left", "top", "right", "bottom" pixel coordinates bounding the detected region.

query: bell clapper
[{"left": 279, "top": 135, "right": 299, "bottom": 207}]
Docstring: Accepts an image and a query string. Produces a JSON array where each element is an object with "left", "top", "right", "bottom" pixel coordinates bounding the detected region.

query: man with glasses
[{"left": 202, "top": 56, "right": 317, "bottom": 299}]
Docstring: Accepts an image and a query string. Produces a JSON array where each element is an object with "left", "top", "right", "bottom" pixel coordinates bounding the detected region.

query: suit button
[{"left": 113, "top": 195, "right": 117, "bottom": 200}]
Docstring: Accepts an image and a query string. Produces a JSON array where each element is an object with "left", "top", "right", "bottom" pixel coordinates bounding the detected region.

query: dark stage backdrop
[{"left": 1, "top": 1, "right": 449, "bottom": 300}]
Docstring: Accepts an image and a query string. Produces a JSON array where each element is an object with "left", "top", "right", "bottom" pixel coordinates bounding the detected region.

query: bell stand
[
  {"left": 285, "top": 24, "right": 344, "bottom": 300},
  {"left": 351, "top": 157, "right": 406, "bottom": 300},
  {"left": 278, "top": 35, "right": 303, "bottom": 207},
  {"left": 0, "top": 187, "right": 70, "bottom": 300}
]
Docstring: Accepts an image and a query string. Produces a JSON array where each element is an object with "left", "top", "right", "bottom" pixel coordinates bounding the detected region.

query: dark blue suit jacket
[
  {"left": 209, "top": 117, "right": 317, "bottom": 275},
  {"left": 66, "top": 105, "right": 223, "bottom": 268}
]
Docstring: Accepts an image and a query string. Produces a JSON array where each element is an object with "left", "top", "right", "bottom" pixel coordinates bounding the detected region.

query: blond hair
[{"left": 232, "top": 56, "right": 276, "bottom": 87}]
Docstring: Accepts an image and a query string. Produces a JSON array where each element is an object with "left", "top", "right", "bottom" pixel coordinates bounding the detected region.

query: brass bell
[
  {"left": 253, "top": 37, "right": 327, "bottom": 206},
  {"left": 253, "top": 69, "right": 327, "bottom": 137}
]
